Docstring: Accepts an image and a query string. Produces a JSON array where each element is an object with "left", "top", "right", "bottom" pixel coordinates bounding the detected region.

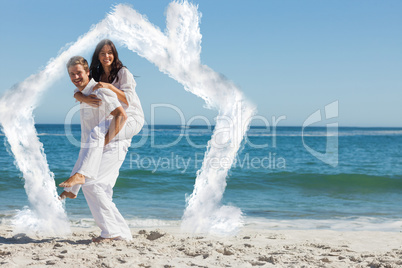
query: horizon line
[{"left": 32, "top": 123, "right": 402, "bottom": 128}]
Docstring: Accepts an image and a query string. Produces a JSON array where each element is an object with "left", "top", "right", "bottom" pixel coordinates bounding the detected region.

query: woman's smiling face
[{"left": 99, "top": 44, "right": 114, "bottom": 69}]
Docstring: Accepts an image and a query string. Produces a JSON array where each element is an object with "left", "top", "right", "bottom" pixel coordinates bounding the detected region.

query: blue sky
[{"left": 1, "top": 0, "right": 401, "bottom": 126}]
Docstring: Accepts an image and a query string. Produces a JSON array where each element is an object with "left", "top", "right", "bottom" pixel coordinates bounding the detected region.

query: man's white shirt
[{"left": 76, "top": 79, "right": 121, "bottom": 144}]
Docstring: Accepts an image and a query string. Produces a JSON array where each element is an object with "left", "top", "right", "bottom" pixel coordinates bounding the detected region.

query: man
[{"left": 60, "top": 56, "right": 132, "bottom": 241}]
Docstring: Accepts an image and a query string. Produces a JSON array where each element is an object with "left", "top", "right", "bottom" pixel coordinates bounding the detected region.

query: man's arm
[{"left": 104, "top": 106, "right": 128, "bottom": 146}]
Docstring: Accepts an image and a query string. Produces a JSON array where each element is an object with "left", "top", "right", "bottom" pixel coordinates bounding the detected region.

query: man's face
[{"left": 68, "top": 64, "right": 90, "bottom": 90}]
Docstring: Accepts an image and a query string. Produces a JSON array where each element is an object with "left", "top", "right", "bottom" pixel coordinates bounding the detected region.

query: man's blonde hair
[{"left": 66, "top": 56, "right": 89, "bottom": 71}]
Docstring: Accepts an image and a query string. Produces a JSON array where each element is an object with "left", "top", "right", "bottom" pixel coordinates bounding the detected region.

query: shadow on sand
[{"left": 0, "top": 233, "right": 92, "bottom": 245}]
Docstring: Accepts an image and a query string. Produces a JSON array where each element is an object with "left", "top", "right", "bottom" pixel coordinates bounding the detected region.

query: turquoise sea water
[{"left": 1, "top": 125, "right": 402, "bottom": 231}]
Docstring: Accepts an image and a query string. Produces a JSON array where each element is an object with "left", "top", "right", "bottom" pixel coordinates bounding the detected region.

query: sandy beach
[{"left": 0, "top": 225, "right": 401, "bottom": 267}]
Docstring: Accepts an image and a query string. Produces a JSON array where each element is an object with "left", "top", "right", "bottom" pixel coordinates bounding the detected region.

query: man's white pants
[
  {"left": 82, "top": 141, "right": 132, "bottom": 240},
  {"left": 75, "top": 119, "right": 111, "bottom": 182},
  {"left": 64, "top": 116, "right": 143, "bottom": 240}
]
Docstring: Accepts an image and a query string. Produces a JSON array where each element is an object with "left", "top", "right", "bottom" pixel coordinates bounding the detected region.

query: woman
[
  {"left": 61, "top": 39, "right": 144, "bottom": 242},
  {"left": 76, "top": 39, "right": 144, "bottom": 145}
]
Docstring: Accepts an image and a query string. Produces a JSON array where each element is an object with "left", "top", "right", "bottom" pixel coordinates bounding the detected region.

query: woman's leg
[{"left": 111, "top": 115, "right": 144, "bottom": 143}]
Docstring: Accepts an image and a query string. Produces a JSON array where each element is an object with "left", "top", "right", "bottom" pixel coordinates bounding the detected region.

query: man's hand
[{"left": 84, "top": 94, "right": 102, "bottom": 107}]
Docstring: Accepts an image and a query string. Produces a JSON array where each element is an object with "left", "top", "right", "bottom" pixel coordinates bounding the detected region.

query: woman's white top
[{"left": 111, "top": 67, "right": 144, "bottom": 121}]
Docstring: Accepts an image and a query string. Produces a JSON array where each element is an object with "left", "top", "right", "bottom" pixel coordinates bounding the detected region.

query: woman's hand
[{"left": 93, "top": 82, "right": 110, "bottom": 91}]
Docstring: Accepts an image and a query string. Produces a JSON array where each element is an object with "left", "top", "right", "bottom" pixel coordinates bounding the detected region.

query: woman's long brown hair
[{"left": 89, "top": 39, "right": 124, "bottom": 83}]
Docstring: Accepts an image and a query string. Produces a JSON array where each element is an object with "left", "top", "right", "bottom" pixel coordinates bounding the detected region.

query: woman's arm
[
  {"left": 74, "top": 91, "right": 102, "bottom": 107},
  {"left": 93, "top": 82, "right": 128, "bottom": 105},
  {"left": 104, "top": 106, "right": 128, "bottom": 146}
]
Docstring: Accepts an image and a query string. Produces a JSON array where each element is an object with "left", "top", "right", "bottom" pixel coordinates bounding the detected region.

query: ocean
[{"left": 1, "top": 124, "right": 402, "bottom": 231}]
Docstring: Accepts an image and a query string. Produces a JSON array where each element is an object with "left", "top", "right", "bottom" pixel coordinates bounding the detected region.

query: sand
[{"left": 0, "top": 225, "right": 401, "bottom": 267}]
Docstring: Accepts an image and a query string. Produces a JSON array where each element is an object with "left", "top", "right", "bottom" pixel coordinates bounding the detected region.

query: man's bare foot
[
  {"left": 92, "top": 236, "right": 123, "bottom": 243},
  {"left": 59, "top": 191, "right": 77, "bottom": 200},
  {"left": 59, "top": 173, "right": 85, "bottom": 188}
]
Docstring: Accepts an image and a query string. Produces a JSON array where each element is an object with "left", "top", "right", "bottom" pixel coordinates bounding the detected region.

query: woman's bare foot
[
  {"left": 92, "top": 236, "right": 123, "bottom": 243},
  {"left": 59, "top": 173, "right": 85, "bottom": 188},
  {"left": 59, "top": 191, "right": 77, "bottom": 200}
]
